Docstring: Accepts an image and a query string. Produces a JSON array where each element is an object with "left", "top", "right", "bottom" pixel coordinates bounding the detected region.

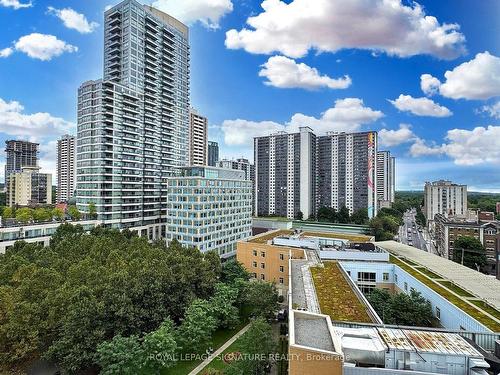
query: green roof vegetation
[
  {"left": 249, "top": 230, "right": 292, "bottom": 243},
  {"left": 249, "top": 230, "right": 372, "bottom": 244},
  {"left": 389, "top": 255, "right": 500, "bottom": 332},
  {"left": 414, "top": 266, "right": 442, "bottom": 279},
  {"left": 470, "top": 300, "right": 500, "bottom": 321},
  {"left": 437, "top": 281, "right": 475, "bottom": 298},
  {"left": 311, "top": 262, "right": 373, "bottom": 323}
]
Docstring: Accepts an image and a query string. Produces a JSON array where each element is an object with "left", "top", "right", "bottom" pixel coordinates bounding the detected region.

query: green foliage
[
  {"left": 141, "top": 318, "right": 177, "bottom": 372},
  {"left": 350, "top": 208, "right": 369, "bottom": 225},
  {"left": 210, "top": 283, "right": 239, "bottom": 329},
  {"left": 0, "top": 226, "right": 220, "bottom": 372},
  {"left": 468, "top": 193, "right": 500, "bottom": 213},
  {"left": 33, "top": 207, "right": 52, "bottom": 222},
  {"left": 2, "top": 206, "right": 14, "bottom": 219},
  {"left": 52, "top": 207, "right": 64, "bottom": 221},
  {"left": 15, "top": 207, "right": 33, "bottom": 223},
  {"left": 221, "top": 260, "right": 251, "bottom": 284},
  {"left": 368, "top": 289, "right": 434, "bottom": 327},
  {"left": 316, "top": 205, "right": 369, "bottom": 225},
  {"left": 224, "top": 318, "right": 276, "bottom": 375},
  {"left": 370, "top": 215, "right": 399, "bottom": 241},
  {"left": 88, "top": 202, "right": 97, "bottom": 219},
  {"left": 67, "top": 205, "right": 81, "bottom": 221},
  {"left": 295, "top": 211, "right": 303, "bottom": 220},
  {"left": 243, "top": 281, "right": 279, "bottom": 320},
  {"left": 452, "top": 236, "right": 487, "bottom": 271},
  {"left": 97, "top": 335, "right": 144, "bottom": 375}
]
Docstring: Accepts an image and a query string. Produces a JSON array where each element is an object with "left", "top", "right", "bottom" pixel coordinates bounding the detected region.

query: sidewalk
[{"left": 188, "top": 323, "right": 251, "bottom": 375}]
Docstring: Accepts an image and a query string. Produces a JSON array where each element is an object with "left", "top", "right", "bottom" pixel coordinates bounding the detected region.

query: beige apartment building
[
  {"left": 188, "top": 108, "right": 208, "bottom": 166},
  {"left": 7, "top": 167, "right": 52, "bottom": 206}
]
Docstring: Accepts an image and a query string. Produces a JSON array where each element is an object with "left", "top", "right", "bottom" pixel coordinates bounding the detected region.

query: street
[{"left": 398, "top": 209, "right": 429, "bottom": 252}]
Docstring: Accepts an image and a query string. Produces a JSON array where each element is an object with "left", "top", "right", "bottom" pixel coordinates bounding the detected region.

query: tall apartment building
[
  {"left": 424, "top": 180, "right": 467, "bottom": 226},
  {"left": 254, "top": 127, "right": 317, "bottom": 220},
  {"left": 317, "top": 131, "right": 378, "bottom": 218},
  {"left": 7, "top": 167, "right": 52, "bottom": 206},
  {"left": 218, "top": 158, "right": 255, "bottom": 182},
  {"left": 76, "top": 0, "right": 190, "bottom": 234},
  {"left": 166, "top": 166, "right": 252, "bottom": 257},
  {"left": 57, "top": 135, "right": 76, "bottom": 202},
  {"left": 376, "top": 150, "right": 395, "bottom": 208},
  {"left": 188, "top": 108, "right": 208, "bottom": 166},
  {"left": 207, "top": 141, "right": 219, "bottom": 167},
  {"left": 5, "top": 140, "right": 39, "bottom": 198}
]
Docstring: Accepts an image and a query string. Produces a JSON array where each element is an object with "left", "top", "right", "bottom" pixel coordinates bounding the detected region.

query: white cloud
[
  {"left": 421, "top": 52, "right": 500, "bottom": 100},
  {"left": 0, "top": 0, "right": 31, "bottom": 9},
  {"left": 258, "top": 55, "right": 351, "bottom": 90},
  {"left": 12, "top": 33, "right": 78, "bottom": 61},
  {"left": 389, "top": 94, "right": 452, "bottom": 117},
  {"left": 420, "top": 73, "right": 441, "bottom": 96},
  {"left": 0, "top": 47, "right": 13, "bottom": 58},
  {"left": 0, "top": 97, "right": 75, "bottom": 140},
  {"left": 222, "top": 98, "right": 383, "bottom": 145},
  {"left": 225, "top": 0, "right": 465, "bottom": 59},
  {"left": 378, "top": 124, "right": 416, "bottom": 147},
  {"left": 48, "top": 7, "right": 99, "bottom": 34},
  {"left": 152, "top": 0, "right": 233, "bottom": 29},
  {"left": 479, "top": 101, "right": 500, "bottom": 119},
  {"left": 410, "top": 126, "right": 500, "bottom": 165}
]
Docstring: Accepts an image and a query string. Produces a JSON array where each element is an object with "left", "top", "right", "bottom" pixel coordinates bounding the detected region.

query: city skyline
[{"left": 0, "top": 0, "right": 499, "bottom": 192}]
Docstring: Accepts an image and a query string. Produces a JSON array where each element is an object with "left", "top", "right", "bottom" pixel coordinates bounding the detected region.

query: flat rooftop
[
  {"left": 248, "top": 229, "right": 372, "bottom": 244},
  {"left": 294, "top": 315, "right": 336, "bottom": 352},
  {"left": 378, "top": 240, "right": 500, "bottom": 310},
  {"left": 310, "top": 262, "right": 374, "bottom": 323}
]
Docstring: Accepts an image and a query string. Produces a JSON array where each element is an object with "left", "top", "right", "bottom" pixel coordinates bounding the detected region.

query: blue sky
[{"left": 0, "top": 0, "right": 499, "bottom": 191}]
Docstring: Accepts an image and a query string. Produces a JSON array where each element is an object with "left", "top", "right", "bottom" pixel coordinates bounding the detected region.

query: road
[{"left": 398, "top": 209, "right": 428, "bottom": 252}]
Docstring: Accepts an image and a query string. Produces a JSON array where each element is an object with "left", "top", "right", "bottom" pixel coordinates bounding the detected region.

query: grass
[
  {"left": 389, "top": 255, "right": 500, "bottom": 331},
  {"left": 200, "top": 327, "right": 249, "bottom": 373},
  {"left": 249, "top": 230, "right": 292, "bottom": 243},
  {"left": 470, "top": 300, "right": 500, "bottom": 321},
  {"left": 414, "top": 267, "right": 442, "bottom": 279},
  {"left": 302, "top": 231, "right": 372, "bottom": 243},
  {"left": 310, "top": 262, "right": 373, "bottom": 323},
  {"left": 437, "top": 281, "right": 475, "bottom": 298}
]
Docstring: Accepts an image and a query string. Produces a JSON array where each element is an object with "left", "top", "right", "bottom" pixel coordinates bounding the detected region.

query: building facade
[
  {"left": 5, "top": 140, "right": 39, "bottom": 200},
  {"left": 318, "top": 131, "right": 378, "bottom": 218},
  {"left": 255, "top": 127, "right": 317, "bottom": 220},
  {"left": 166, "top": 167, "right": 252, "bottom": 257},
  {"left": 434, "top": 213, "right": 499, "bottom": 278},
  {"left": 207, "top": 141, "right": 219, "bottom": 167},
  {"left": 57, "top": 134, "right": 76, "bottom": 202},
  {"left": 424, "top": 180, "right": 467, "bottom": 225},
  {"left": 376, "top": 150, "right": 395, "bottom": 208},
  {"left": 76, "top": 0, "right": 190, "bottom": 232},
  {"left": 7, "top": 167, "right": 52, "bottom": 206},
  {"left": 188, "top": 108, "right": 208, "bottom": 166},
  {"left": 218, "top": 158, "right": 255, "bottom": 182}
]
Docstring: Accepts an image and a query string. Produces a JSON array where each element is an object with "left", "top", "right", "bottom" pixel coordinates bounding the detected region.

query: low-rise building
[
  {"left": 166, "top": 166, "right": 252, "bottom": 257},
  {"left": 7, "top": 167, "right": 52, "bottom": 206},
  {"left": 434, "top": 213, "right": 500, "bottom": 277}
]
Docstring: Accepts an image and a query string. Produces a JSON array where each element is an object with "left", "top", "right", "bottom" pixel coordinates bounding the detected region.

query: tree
[
  {"left": 317, "top": 206, "right": 338, "bottom": 223},
  {"left": 15, "top": 207, "right": 33, "bottom": 223},
  {"left": 2, "top": 206, "right": 14, "bottom": 219},
  {"left": 337, "top": 206, "right": 350, "bottom": 223},
  {"left": 225, "top": 318, "right": 276, "bottom": 375},
  {"left": 88, "top": 202, "right": 97, "bottom": 219},
  {"left": 67, "top": 205, "right": 81, "bottom": 221},
  {"left": 370, "top": 215, "right": 399, "bottom": 241},
  {"left": 97, "top": 335, "right": 144, "bottom": 375},
  {"left": 350, "top": 208, "right": 369, "bottom": 225},
  {"left": 142, "top": 318, "right": 177, "bottom": 372},
  {"left": 295, "top": 211, "right": 303, "bottom": 220},
  {"left": 221, "top": 260, "right": 250, "bottom": 284},
  {"left": 210, "top": 283, "right": 239, "bottom": 329},
  {"left": 33, "top": 207, "right": 52, "bottom": 222},
  {"left": 244, "top": 281, "right": 278, "bottom": 319},
  {"left": 452, "top": 236, "right": 487, "bottom": 271},
  {"left": 52, "top": 207, "right": 65, "bottom": 221},
  {"left": 368, "top": 289, "right": 433, "bottom": 327}
]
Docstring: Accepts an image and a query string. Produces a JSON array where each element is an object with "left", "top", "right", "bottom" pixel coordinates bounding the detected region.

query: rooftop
[
  {"left": 294, "top": 315, "right": 336, "bottom": 352},
  {"left": 310, "top": 262, "right": 374, "bottom": 324},
  {"left": 248, "top": 229, "right": 372, "bottom": 244}
]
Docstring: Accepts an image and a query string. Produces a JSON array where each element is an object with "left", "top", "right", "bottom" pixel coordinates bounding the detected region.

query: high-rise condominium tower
[
  {"left": 76, "top": 0, "right": 190, "bottom": 233},
  {"left": 57, "top": 135, "right": 76, "bottom": 203},
  {"left": 207, "top": 141, "right": 219, "bottom": 167},
  {"left": 5, "top": 140, "right": 39, "bottom": 182},
  {"left": 376, "top": 150, "right": 395, "bottom": 208},
  {"left": 423, "top": 180, "right": 467, "bottom": 225},
  {"left": 317, "top": 131, "right": 378, "bottom": 218},
  {"left": 189, "top": 108, "right": 208, "bottom": 166},
  {"left": 255, "top": 127, "right": 317, "bottom": 220}
]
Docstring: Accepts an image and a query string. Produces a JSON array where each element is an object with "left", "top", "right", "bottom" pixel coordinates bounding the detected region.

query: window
[
  {"left": 261, "top": 251, "right": 266, "bottom": 257},
  {"left": 383, "top": 272, "right": 389, "bottom": 282},
  {"left": 279, "top": 265, "right": 284, "bottom": 273},
  {"left": 404, "top": 282, "right": 408, "bottom": 292},
  {"left": 357, "top": 272, "right": 376, "bottom": 283},
  {"left": 261, "top": 263, "right": 265, "bottom": 269},
  {"left": 260, "top": 274, "right": 265, "bottom": 280},
  {"left": 279, "top": 277, "right": 284, "bottom": 284},
  {"left": 279, "top": 253, "right": 284, "bottom": 260},
  {"left": 359, "top": 284, "right": 375, "bottom": 295},
  {"left": 436, "top": 307, "right": 441, "bottom": 320},
  {"left": 252, "top": 250, "right": 257, "bottom": 256},
  {"left": 252, "top": 272, "right": 256, "bottom": 278},
  {"left": 252, "top": 261, "right": 257, "bottom": 267},
  {"left": 395, "top": 274, "right": 398, "bottom": 283}
]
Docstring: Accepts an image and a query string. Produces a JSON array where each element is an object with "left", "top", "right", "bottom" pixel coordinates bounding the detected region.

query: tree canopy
[{"left": 452, "top": 236, "right": 487, "bottom": 271}]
